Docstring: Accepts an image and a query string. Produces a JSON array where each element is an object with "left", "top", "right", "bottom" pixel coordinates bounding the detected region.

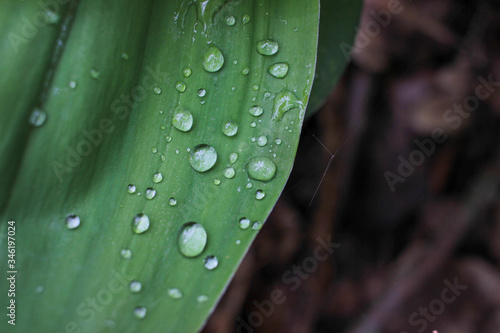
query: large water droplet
[
  {"left": 132, "top": 214, "right": 150, "bottom": 234},
  {"left": 272, "top": 89, "right": 303, "bottom": 121},
  {"left": 203, "top": 45, "right": 224, "bottom": 73},
  {"left": 247, "top": 157, "right": 276, "bottom": 182},
  {"left": 239, "top": 218, "right": 250, "bottom": 229},
  {"left": 153, "top": 172, "right": 163, "bottom": 183},
  {"left": 129, "top": 281, "right": 142, "bottom": 293},
  {"left": 145, "top": 188, "right": 156, "bottom": 200},
  {"left": 223, "top": 167, "right": 235, "bottom": 179},
  {"left": 168, "top": 288, "right": 183, "bottom": 299},
  {"left": 249, "top": 106, "right": 263, "bottom": 117},
  {"left": 222, "top": 121, "right": 238, "bottom": 137},
  {"left": 178, "top": 222, "right": 207, "bottom": 257},
  {"left": 134, "top": 307, "right": 146, "bottom": 319},
  {"left": 172, "top": 107, "right": 193, "bottom": 132},
  {"left": 204, "top": 255, "right": 218, "bottom": 270},
  {"left": 189, "top": 144, "right": 217, "bottom": 172},
  {"left": 66, "top": 214, "right": 80, "bottom": 230},
  {"left": 268, "top": 62, "right": 289, "bottom": 79},
  {"left": 256, "top": 40, "right": 279, "bottom": 56},
  {"left": 29, "top": 108, "right": 47, "bottom": 127}
]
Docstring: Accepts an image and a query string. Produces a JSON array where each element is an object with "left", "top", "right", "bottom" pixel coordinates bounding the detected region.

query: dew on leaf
[
  {"left": 197, "top": 295, "right": 209, "bottom": 303},
  {"left": 127, "top": 184, "right": 137, "bottom": 194},
  {"left": 256, "top": 39, "right": 279, "bottom": 56},
  {"left": 229, "top": 152, "right": 239, "bottom": 164},
  {"left": 178, "top": 222, "right": 207, "bottom": 257},
  {"left": 132, "top": 214, "right": 150, "bottom": 234},
  {"left": 247, "top": 157, "right": 276, "bottom": 182},
  {"left": 242, "top": 14, "right": 250, "bottom": 24},
  {"left": 198, "top": 88, "right": 206, "bottom": 97},
  {"left": 29, "top": 108, "right": 47, "bottom": 127},
  {"left": 145, "top": 188, "right": 156, "bottom": 200},
  {"left": 153, "top": 172, "right": 163, "bottom": 183},
  {"left": 90, "top": 68, "right": 100, "bottom": 79},
  {"left": 121, "top": 248, "right": 132, "bottom": 259},
  {"left": 203, "top": 45, "right": 224, "bottom": 73},
  {"left": 154, "top": 87, "right": 162, "bottom": 94},
  {"left": 222, "top": 121, "right": 238, "bottom": 137},
  {"left": 249, "top": 106, "right": 263, "bottom": 116},
  {"left": 223, "top": 167, "right": 235, "bottom": 179},
  {"left": 66, "top": 214, "right": 80, "bottom": 230},
  {"left": 272, "top": 89, "right": 303, "bottom": 121},
  {"left": 134, "top": 307, "right": 146, "bottom": 319},
  {"left": 268, "top": 62, "right": 289, "bottom": 79},
  {"left": 204, "top": 255, "right": 218, "bottom": 270},
  {"left": 168, "top": 288, "right": 183, "bottom": 299},
  {"left": 169, "top": 197, "right": 177, "bottom": 206},
  {"left": 129, "top": 281, "right": 142, "bottom": 293},
  {"left": 225, "top": 15, "right": 236, "bottom": 26},
  {"left": 257, "top": 135, "right": 268, "bottom": 147},
  {"left": 255, "top": 190, "right": 266, "bottom": 200},
  {"left": 183, "top": 67, "right": 192, "bottom": 78},
  {"left": 239, "top": 218, "right": 250, "bottom": 229},
  {"left": 175, "top": 81, "right": 187, "bottom": 93},
  {"left": 252, "top": 221, "right": 263, "bottom": 230},
  {"left": 172, "top": 107, "right": 193, "bottom": 132},
  {"left": 189, "top": 144, "right": 217, "bottom": 172}
]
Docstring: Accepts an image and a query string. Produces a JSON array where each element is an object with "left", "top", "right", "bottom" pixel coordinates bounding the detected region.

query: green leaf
[
  {"left": 306, "top": 0, "right": 362, "bottom": 116},
  {"left": 0, "top": 0, "right": 319, "bottom": 332}
]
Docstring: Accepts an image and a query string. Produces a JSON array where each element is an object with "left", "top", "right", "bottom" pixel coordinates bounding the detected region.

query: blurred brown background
[{"left": 203, "top": 0, "right": 500, "bottom": 332}]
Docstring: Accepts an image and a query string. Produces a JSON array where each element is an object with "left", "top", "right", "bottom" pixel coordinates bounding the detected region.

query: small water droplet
[
  {"left": 45, "top": 10, "right": 60, "bottom": 24},
  {"left": 175, "top": 81, "right": 187, "bottom": 93},
  {"left": 252, "top": 85, "right": 259, "bottom": 91},
  {"left": 134, "top": 307, "right": 146, "bottom": 319},
  {"left": 154, "top": 87, "right": 162, "bottom": 94},
  {"left": 268, "top": 62, "right": 289, "bottom": 79},
  {"left": 272, "top": 89, "right": 303, "bottom": 121},
  {"left": 255, "top": 190, "right": 266, "bottom": 200},
  {"left": 129, "top": 281, "right": 142, "bottom": 293},
  {"left": 247, "top": 157, "right": 276, "bottom": 182},
  {"left": 152, "top": 147, "right": 158, "bottom": 154},
  {"left": 225, "top": 15, "right": 236, "bottom": 26},
  {"left": 178, "top": 222, "right": 207, "bottom": 257},
  {"left": 229, "top": 153, "right": 239, "bottom": 164},
  {"left": 153, "top": 172, "right": 163, "bottom": 183},
  {"left": 222, "top": 121, "right": 238, "bottom": 137},
  {"left": 183, "top": 67, "right": 192, "bottom": 78},
  {"left": 223, "top": 167, "right": 235, "bottom": 179},
  {"left": 172, "top": 107, "right": 193, "bottom": 132},
  {"left": 29, "top": 108, "right": 47, "bottom": 127},
  {"left": 168, "top": 288, "right": 183, "bottom": 299},
  {"left": 165, "top": 136, "right": 172, "bottom": 143},
  {"left": 121, "top": 248, "right": 132, "bottom": 259},
  {"left": 197, "top": 295, "right": 209, "bottom": 303},
  {"left": 245, "top": 182, "right": 253, "bottom": 189},
  {"left": 121, "top": 52, "right": 129, "bottom": 60},
  {"left": 203, "top": 45, "right": 224, "bottom": 73},
  {"left": 252, "top": 221, "right": 263, "bottom": 230},
  {"left": 66, "top": 214, "right": 80, "bottom": 230},
  {"left": 132, "top": 214, "right": 150, "bottom": 234},
  {"left": 250, "top": 122, "right": 257, "bottom": 128},
  {"left": 90, "top": 68, "right": 100, "bottom": 79},
  {"left": 213, "top": 178, "right": 221, "bottom": 185},
  {"left": 275, "top": 138, "right": 282, "bottom": 145},
  {"left": 204, "top": 255, "right": 218, "bottom": 270},
  {"left": 256, "top": 39, "right": 279, "bottom": 56},
  {"left": 169, "top": 197, "right": 177, "bottom": 206},
  {"left": 145, "top": 188, "right": 156, "bottom": 200},
  {"left": 236, "top": 239, "right": 241, "bottom": 245},
  {"left": 189, "top": 144, "right": 217, "bottom": 172},
  {"left": 239, "top": 218, "right": 250, "bottom": 229},
  {"left": 241, "top": 67, "right": 250, "bottom": 75},
  {"left": 197, "top": 88, "right": 206, "bottom": 97},
  {"left": 69, "top": 80, "right": 77, "bottom": 89},
  {"left": 242, "top": 14, "right": 251, "bottom": 24},
  {"left": 257, "top": 135, "right": 268, "bottom": 147},
  {"left": 249, "top": 106, "right": 263, "bottom": 117},
  {"left": 127, "top": 184, "right": 137, "bottom": 194}
]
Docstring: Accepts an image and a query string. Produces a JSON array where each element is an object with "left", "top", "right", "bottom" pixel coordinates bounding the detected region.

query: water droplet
[
  {"left": 242, "top": 67, "right": 250, "bottom": 75},
  {"left": 127, "top": 184, "right": 137, "bottom": 194},
  {"left": 90, "top": 68, "right": 100, "bottom": 79},
  {"left": 250, "top": 122, "right": 257, "bottom": 128},
  {"left": 197, "top": 88, "right": 206, "bottom": 97},
  {"left": 172, "top": 107, "right": 193, "bottom": 132},
  {"left": 69, "top": 80, "right": 77, "bottom": 89},
  {"left": 239, "top": 218, "right": 250, "bottom": 229},
  {"left": 247, "top": 157, "right": 276, "bottom": 182},
  {"left": 252, "top": 221, "right": 263, "bottom": 230},
  {"left": 121, "top": 248, "right": 132, "bottom": 259},
  {"left": 229, "top": 153, "right": 239, "bottom": 164},
  {"left": 129, "top": 281, "right": 142, "bottom": 293},
  {"left": 121, "top": 52, "right": 129, "bottom": 60},
  {"left": 197, "top": 295, "right": 209, "bottom": 303},
  {"left": 175, "top": 81, "right": 187, "bottom": 93},
  {"left": 256, "top": 39, "right": 279, "bottom": 56},
  {"left": 145, "top": 188, "right": 156, "bottom": 200},
  {"left": 132, "top": 214, "right": 150, "bottom": 234},
  {"left": 168, "top": 288, "right": 183, "bottom": 299},
  {"left": 152, "top": 147, "right": 158, "bottom": 154},
  {"left": 165, "top": 136, "right": 172, "bottom": 143},
  {"left": 245, "top": 182, "right": 253, "bottom": 189},
  {"left": 189, "top": 144, "right": 217, "bottom": 172},
  {"left": 183, "top": 67, "right": 192, "bottom": 78},
  {"left": 268, "top": 62, "right": 289, "bottom": 79},
  {"left": 204, "top": 255, "right": 218, "bottom": 270},
  {"left": 253, "top": 85, "right": 259, "bottom": 91},
  {"left": 45, "top": 10, "right": 60, "bottom": 24},
  {"left": 223, "top": 167, "right": 235, "bottom": 179},
  {"left": 154, "top": 87, "right": 162, "bottom": 94},
  {"left": 134, "top": 307, "right": 146, "bottom": 319},
  {"left": 213, "top": 178, "right": 221, "bottom": 185},
  {"left": 255, "top": 190, "right": 266, "bottom": 200},
  {"left": 242, "top": 14, "right": 251, "bottom": 24},
  {"left": 275, "top": 138, "right": 282, "bottom": 145},
  {"left": 203, "top": 45, "right": 224, "bottom": 73},
  {"left": 178, "top": 222, "right": 207, "bottom": 257},
  {"left": 272, "top": 89, "right": 303, "bottom": 121},
  {"left": 236, "top": 239, "right": 241, "bottom": 245},
  {"left": 257, "top": 135, "right": 268, "bottom": 147},
  {"left": 225, "top": 15, "right": 236, "bottom": 26},
  {"left": 153, "top": 172, "right": 163, "bottom": 183},
  {"left": 222, "top": 121, "right": 238, "bottom": 137},
  {"left": 29, "top": 108, "right": 47, "bottom": 127},
  {"left": 249, "top": 106, "right": 263, "bottom": 117},
  {"left": 66, "top": 214, "right": 80, "bottom": 230}
]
